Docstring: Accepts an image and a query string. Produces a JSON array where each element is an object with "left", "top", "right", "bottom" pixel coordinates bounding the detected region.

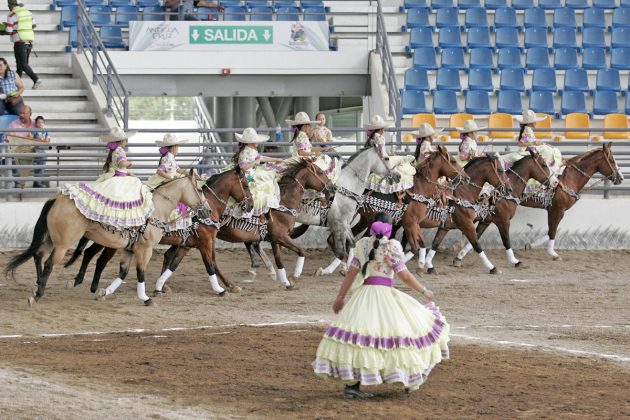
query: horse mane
[
  {"left": 463, "top": 155, "right": 495, "bottom": 171},
  {"left": 204, "top": 169, "right": 235, "bottom": 188},
  {"left": 566, "top": 148, "right": 598, "bottom": 165},
  {"left": 278, "top": 159, "right": 310, "bottom": 185},
  {"left": 343, "top": 147, "right": 372, "bottom": 168}
]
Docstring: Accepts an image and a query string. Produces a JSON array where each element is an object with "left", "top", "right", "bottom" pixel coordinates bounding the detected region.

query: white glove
[{"left": 0, "top": 94, "right": 6, "bottom": 100}]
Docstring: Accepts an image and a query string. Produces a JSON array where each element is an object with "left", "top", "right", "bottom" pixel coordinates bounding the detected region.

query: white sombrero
[
  {"left": 363, "top": 115, "right": 394, "bottom": 130},
  {"left": 457, "top": 119, "right": 486, "bottom": 134},
  {"left": 412, "top": 122, "right": 442, "bottom": 138},
  {"left": 286, "top": 111, "right": 317, "bottom": 126},
  {"left": 100, "top": 126, "right": 137, "bottom": 142},
  {"left": 156, "top": 133, "right": 188, "bottom": 147},
  {"left": 235, "top": 127, "right": 270, "bottom": 144},
  {"left": 514, "top": 110, "right": 546, "bottom": 125}
]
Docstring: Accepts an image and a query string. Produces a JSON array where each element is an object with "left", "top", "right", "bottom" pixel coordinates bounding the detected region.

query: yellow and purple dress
[
  {"left": 62, "top": 146, "right": 153, "bottom": 228},
  {"left": 288, "top": 130, "right": 339, "bottom": 199},
  {"left": 366, "top": 133, "right": 416, "bottom": 194},
  {"left": 145, "top": 152, "right": 191, "bottom": 230},
  {"left": 313, "top": 236, "right": 450, "bottom": 392}
]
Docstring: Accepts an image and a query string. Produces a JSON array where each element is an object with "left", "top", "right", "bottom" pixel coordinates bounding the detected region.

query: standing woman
[
  {"left": 313, "top": 212, "right": 450, "bottom": 398},
  {"left": 309, "top": 112, "right": 333, "bottom": 143},
  {"left": 0, "top": 57, "right": 25, "bottom": 115}
]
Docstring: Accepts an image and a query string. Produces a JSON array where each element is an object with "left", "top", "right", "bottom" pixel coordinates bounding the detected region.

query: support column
[
  {"left": 294, "top": 96, "right": 319, "bottom": 119},
  {"left": 234, "top": 97, "right": 256, "bottom": 130},
  {"left": 257, "top": 97, "right": 277, "bottom": 128},
  {"left": 215, "top": 96, "right": 233, "bottom": 143},
  {"left": 202, "top": 96, "right": 215, "bottom": 122},
  {"left": 274, "top": 97, "right": 294, "bottom": 126}
]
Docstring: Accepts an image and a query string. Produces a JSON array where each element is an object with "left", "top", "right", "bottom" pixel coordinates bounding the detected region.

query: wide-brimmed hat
[
  {"left": 286, "top": 112, "right": 317, "bottom": 126},
  {"left": 235, "top": 127, "right": 270, "bottom": 144},
  {"left": 457, "top": 120, "right": 486, "bottom": 134},
  {"left": 363, "top": 115, "right": 394, "bottom": 130},
  {"left": 100, "top": 127, "right": 137, "bottom": 142},
  {"left": 514, "top": 110, "right": 546, "bottom": 125},
  {"left": 412, "top": 123, "right": 442, "bottom": 138},
  {"left": 156, "top": 133, "right": 187, "bottom": 147}
]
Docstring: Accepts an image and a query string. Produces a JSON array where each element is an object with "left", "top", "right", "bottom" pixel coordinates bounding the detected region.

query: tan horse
[{"left": 5, "top": 171, "right": 208, "bottom": 306}]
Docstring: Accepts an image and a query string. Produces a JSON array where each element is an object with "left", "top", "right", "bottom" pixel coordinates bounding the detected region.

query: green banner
[{"left": 189, "top": 25, "right": 273, "bottom": 44}]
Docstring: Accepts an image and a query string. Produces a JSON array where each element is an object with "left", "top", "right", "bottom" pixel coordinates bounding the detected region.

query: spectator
[
  {"left": 32, "top": 115, "right": 49, "bottom": 187},
  {"left": 9, "top": 105, "right": 48, "bottom": 187},
  {"left": 163, "top": 0, "right": 223, "bottom": 21},
  {"left": 2, "top": 0, "right": 41, "bottom": 89},
  {"left": 309, "top": 112, "right": 333, "bottom": 143},
  {"left": 0, "top": 57, "right": 25, "bottom": 115}
]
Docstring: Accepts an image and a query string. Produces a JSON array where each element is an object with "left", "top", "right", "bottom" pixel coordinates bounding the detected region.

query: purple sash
[
  {"left": 114, "top": 170, "right": 128, "bottom": 177},
  {"left": 363, "top": 276, "right": 394, "bottom": 287}
]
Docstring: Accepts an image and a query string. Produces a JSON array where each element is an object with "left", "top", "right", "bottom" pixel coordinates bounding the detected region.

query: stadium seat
[
  {"left": 494, "top": 8, "right": 519, "bottom": 30},
  {"left": 612, "top": 8, "right": 630, "bottom": 29},
  {"left": 437, "top": 68, "right": 462, "bottom": 90},
  {"left": 432, "top": 0, "right": 455, "bottom": 8},
  {"left": 409, "top": 27, "right": 435, "bottom": 49},
  {"left": 554, "top": 48, "right": 579, "bottom": 70},
  {"left": 512, "top": 0, "right": 536, "bottom": 9},
  {"left": 110, "top": 0, "right": 133, "bottom": 7},
  {"left": 583, "top": 47, "right": 607, "bottom": 70},
  {"left": 438, "top": 27, "right": 463, "bottom": 48},
  {"left": 465, "top": 90, "right": 492, "bottom": 114},
  {"left": 526, "top": 47, "right": 551, "bottom": 69},
  {"left": 223, "top": 5, "right": 247, "bottom": 20},
  {"left": 611, "top": 48, "right": 630, "bottom": 70},
  {"left": 56, "top": 0, "right": 78, "bottom": 6},
  {"left": 532, "top": 67, "right": 558, "bottom": 91},
  {"left": 404, "top": 0, "right": 430, "bottom": 9},
  {"left": 405, "top": 68, "right": 431, "bottom": 91},
  {"left": 402, "top": 90, "right": 429, "bottom": 114},
  {"left": 100, "top": 26, "right": 125, "bottom": 48},
  {"left": 499, "top": 68, "right": 526, "bottom": 91},
  {"left": 611, "top": 28, "right": 630, "bottom": 49},
  {"left": 622, "top": 0, "right": 630, "bottom": 6},
  {"left": 561, "top": 91, "right": 587, "bottom": 115},
  {"left": 440, "top": 47, "right": 467, "bottom": 70},
  {"left": 61, "top": 5, "right": 78, "bottom": 27},
  {"left": 115, "top": 5, "right": 139, "bottom": 26},
  {"left": 467, "top": 27, "right": 492, "bottom": 49},
  {"left": 433, "top": 90, "right": 460, "bottom": 114},
  {"left": 68, "top": 25, "right": 78, "bottom": 48},
  {"left": 196, "top": 7, "right": 219, "bottom": 20},
  {"left": 564, "top": 113, "right": 591, "bottom": 139},
  {"left": 553, "top": 7, "right": 577, "bottom": 29},
  {"left": 627, "top": 95, "right": 630, "bottom": 114},
  {"left": 470, "top": 47, "right": 495, "bottom": 69},
  {"left": 592, "top": 91, "right": 619, "bottom": 115},
  {"left": 244, "top": 0, "right": 267, "bottom": 5},
  {"left": 488, "top": 113, "right": 515, "bottom": 138},
  {"left": 414, "top": 47, "right": 438, "bottom": 70},
  {"left": 582, "top": 28, "right": 606, "bottom": 50},
  {"left": 603, "top": 113, "right": 630, "bottom": 140},
  {"left": 497, "top": 90, "right": 523, "bottom": 114},
  {"left": 485, "top": 0, "right": 508, "bottom": 9},
  {"left": 583, "top": 8, "right": 607, "bottom": 30},
  {"left": 495, "top": 27, "right": 520, "bottom": 49},
  {"left": 524, "top": 8, "right": 548, "bottom": 29},
  {"left": 274, "top": 1, "right": 299, "bottom": 8},
  {"left": 565, "top": 0, "right": 589, "bottom": 8},
  {"left": 563, "top": 68, "right": 590, "bottom": 92},
  {"left": 465, "top": 8, "right": 488, "bottom": 29},
  {"left": 88, "top": 6, "right": 112, "bottom": 26},
  {"left": 529, "top": 91, "right": 556, "bottom": 115},
  {"left": 458, "top": 0, "right": 481, "bottom": 8},
  {"left": 138, "top": 0, "right": 160, "bottom": 6},
  {"left": 412, "top": 113, "right": 438, "bottom": 128},
  {"left": 142, "top": 6, "right": 166, "bottom": 20},
  {"left": 596, "top": 69, "right": 622, "bottom": 92},
  {"left": 276, "top": 6, "right": 300, "bottom": 20},
  {"left": 535, "top": 113, "right": 553, "bottom": 139},
  {"left": 447, "top": 113, "right": 473, "bottom": 138},
  {"left": 467, "top": 68, "right": 494, "bottom": 91},
  {"left": 250, "top": 6, "right": 273, "bottom": 20},
  {"left": 301, "top": 0, "right": 324, "bottom": 6},
  {"left": 304, "top": 6, "right": 326, "bottom": 21},
  {"left": 553, "top": 27, "right": 578, "bottom": 49},
  {"left": 525, "top": 27, "right": 549, "bottom": 50},
  {"left": 498, "top": 47, "right": 524, "bottom": 69},
  {"left": 436, "top": 8, "right": 460, "bottom": 29},
  {"left": 406, "top": 7, "right": 431, "bottom": 29},
  {"left": 593, "top": 0, "right": 616, "bottom": 8},
  {"left": 540, "top": 0, "right": 562, "bottom": 9},
  {"left": 85, "top": 0, "right": 106, "bottom": 6}
]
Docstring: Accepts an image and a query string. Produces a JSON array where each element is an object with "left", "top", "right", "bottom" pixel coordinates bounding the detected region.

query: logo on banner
[
  {"left": 289, "top": 22, "right": 307, "bottom": 45},
  {"left": 189, "top": 25, "right": 273, "bottom": 44},
  {"left": 147, "top": 24, "right": 179, "bottom": 40}
]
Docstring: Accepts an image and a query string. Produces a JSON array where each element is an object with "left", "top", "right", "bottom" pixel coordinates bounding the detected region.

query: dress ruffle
[{"left": 367, "top": 156, "right": 416, "bottom": 194}]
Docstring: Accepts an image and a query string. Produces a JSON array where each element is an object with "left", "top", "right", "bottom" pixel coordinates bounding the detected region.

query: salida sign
[{"left": 189, "top": 25, "right": 273, "bottom": 44}]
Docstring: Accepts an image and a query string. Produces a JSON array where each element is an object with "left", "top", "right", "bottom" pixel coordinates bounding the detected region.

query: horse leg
[
  {"left": 154, "top": 245, "right": 186, "bottom": 295},
  {"left": 271, "top": 242, "right": 292, "bottom": 289},
  {"left": 28, "top": 245, "right": 68, "bottom": 307},
  {"left": 244, "top": 242, "right": 260, "bottom": 277},
  {"left": 70, "top": 242, "right": 105, "bottom": 289},
  {"left": 273, "top": 234, "right": 306, "bottom": 285},
  {"left": 254, "top": 242, "right": 276, "bottom": 279},
  {"left": 459, "top": 218, "right": 500, "bottom": 275},
  {"left": 316, "top": 233, "right": 343, "bottom": 276},
  {"left": 96, "top": 251, "right": 132, "bottom": 300},
  {"left": 546, "top": 207, "right": 565, "bottom": 260},
  {"left": 200, "top": 243, "right": 226, "bottom": 296},
  {"left": 425, "top": 228, "right": 448, "bottom": 275},
  {"left": 90, "top": 247, "right": 117, "bottom": 293},
  {"left": 133, "top": 247, "right": 154, "bottom": 306},
  {"left": 494, "top": 219, "right": 521, "bottom": 267},
  {"left": 454, "top": 222, "right": 490, "bottom": 267}
]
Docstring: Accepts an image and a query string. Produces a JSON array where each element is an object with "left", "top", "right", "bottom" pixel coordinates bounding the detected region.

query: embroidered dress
[
  {"left": 457, "top": 136, "right": 483, "bottom": 167},
  {"left": 146, "top": 152, "right": 190, "bottom": 229},
  {"left": 62, "top": 147, "right": 154, "bottom": 228},
  {"left": 310, "top": 125, "right": 333, "bottom": 143},
  {"left": 313, "top": 236, "right": 450, "bottom": 392},
  {"left": 366, "top": 133, "right": 416, "bottom": 193}
]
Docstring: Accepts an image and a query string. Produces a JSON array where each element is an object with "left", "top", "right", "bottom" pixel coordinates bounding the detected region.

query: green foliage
[{"left": 129, "top": 97, "right": 193, "bottom": 120}]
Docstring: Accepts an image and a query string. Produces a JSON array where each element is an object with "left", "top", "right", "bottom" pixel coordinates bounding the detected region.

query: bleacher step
[{"left": 22, "top": 89, "right": 88, "bottom": 97}]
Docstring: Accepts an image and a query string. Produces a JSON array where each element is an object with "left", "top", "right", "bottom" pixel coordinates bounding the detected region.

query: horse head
[
  {"left": 466, "top": 155, "right": 512, "bottom": 196},
  {"left": 202, "top": 169, "right": 253, "bottom": 214},
  {"left": 600, "top": 143, "right": 624, "bottom": 185}
]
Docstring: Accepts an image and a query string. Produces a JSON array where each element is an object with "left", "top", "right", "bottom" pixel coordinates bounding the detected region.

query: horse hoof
[
  {"left": 144, "top": 298, "right": 154, "bottom": 306},
  {"left": 95, "top": 288, "right": 106, "bottom": 301},
  {"left": 285, "top": 284, "right": 296, "bottom": 291},
  {"left": 514, "top": 261, "right": 523, "bottom": 268},
  {"left": 524, "top": 243, "right": 532, "bottom": 251},
  {"left": 452, "top": 258, "right": 463, "bottom": 268},
  {"left": 216, "top": 290, "right": 227, "bottom": 297},
  {"left": 553, "top": 255, "right": 562, "bottom": 261},
  {"left": 66, "top": 279, "right": 75, "bottom": 289},
  {"left": 427, "top": 268, "right": 437, "bottom": 275},
  {"left": 268, "top": 271, "right": 277, "bottom": 281},
  {"left": 315, "top": 267, "right": 326, "bottom": 277},
  {"left": 152, "top": 290, "right": 165, "bottom": 298},
  {"left": 230, "top": 286, "right": 242, "bottom": 293},
  {"left": 27, "top": 296, "right": 35, "bottom": 308},
  {"left": 489, "top": 267, "right": 502, "bottom": 275}
]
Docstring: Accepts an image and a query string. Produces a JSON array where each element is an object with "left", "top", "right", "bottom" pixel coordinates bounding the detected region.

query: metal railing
[
  {"left": 76, "top": 0, "right": 130, "bottom": 129},
  {"left": 192, "top": 97, "right": 229, "bottom": 168}
]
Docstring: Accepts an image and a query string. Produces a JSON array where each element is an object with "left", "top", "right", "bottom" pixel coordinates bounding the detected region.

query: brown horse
[
  {"left": 522, "top": 143, "right": 623, "bottom": 260},
  {"left": 4, "top": 171, "right": 209, "bottom": 306}
]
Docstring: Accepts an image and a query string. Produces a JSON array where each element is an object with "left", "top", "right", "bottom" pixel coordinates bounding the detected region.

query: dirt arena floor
[{"left": 0, "top": 246, "right": 629, "bottom": 419}]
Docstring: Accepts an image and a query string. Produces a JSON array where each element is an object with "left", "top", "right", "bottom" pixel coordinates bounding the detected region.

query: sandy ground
[{"left": 0, "top": 246, "right": 629, "bottom": 418}]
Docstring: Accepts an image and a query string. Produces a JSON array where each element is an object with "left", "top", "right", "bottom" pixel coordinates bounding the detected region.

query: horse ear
[
  {"left": 605, "top": 142, "right": 612, "bottom": 150},
  {"left": 189, "top": 167, "right": 194, "bottom": 176}
]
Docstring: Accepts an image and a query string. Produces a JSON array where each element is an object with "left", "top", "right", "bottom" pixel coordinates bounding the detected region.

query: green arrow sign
[{"left": 189, "top": 25, "right": 273, "bottom": 44}]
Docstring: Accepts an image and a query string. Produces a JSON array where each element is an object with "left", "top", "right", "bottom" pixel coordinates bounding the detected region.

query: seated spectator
[
  {"left": 9, "top": 106, "right": 48, "bottom": 187},
  {"left": 163, "top": 0, "right": 223, "bottom": 21},
  {"left": 0, "top": 56, "right": 25, "bottom": 116}
]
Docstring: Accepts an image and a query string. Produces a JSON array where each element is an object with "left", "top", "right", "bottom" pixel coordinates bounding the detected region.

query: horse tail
[
  {"left": 64, "top": 236, "right": 90, "bottom": 268},
  {"left": 289, "top": 224, "right": 310, "bottom": 239},
  {"left": 4, "top": 199, "right": 55, "bottom": 278}
]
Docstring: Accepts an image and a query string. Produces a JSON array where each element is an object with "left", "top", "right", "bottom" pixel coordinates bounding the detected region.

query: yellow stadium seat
[
  {"left": 488, "top": 113, "right": 515, "bottom": 139},
  {"left": 564, "top": 113, "right": 590, "bottom": 140},
  {"left": 447, "top": 113, "right": 473, "bottom": 139},
  {"left": 535, "top": 113, "right": 552, "bottom": 139},
  {"left": 603, "top": 113, "right": 629, "bottom": 140},
  {"left": 411, "top": 113, "right": 437, "bottom": 128}
]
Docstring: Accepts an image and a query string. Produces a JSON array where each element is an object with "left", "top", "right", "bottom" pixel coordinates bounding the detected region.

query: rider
[
  {"left": 413, "top": 122, "right": 441, "bottom": 163},
  {"left": 456, "top": 120, "right": 486, "bottom": 166},
  {"left": 146, "top": 133, "right": 188, "bottom": 189}
]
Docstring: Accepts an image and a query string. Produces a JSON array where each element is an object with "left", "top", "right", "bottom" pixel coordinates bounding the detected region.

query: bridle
[
  {"left": 467, "top": 157, "right": 510, "bottom": 196},
  {"left": 508, "top": 154, "right": 555, "bottom": 190}
]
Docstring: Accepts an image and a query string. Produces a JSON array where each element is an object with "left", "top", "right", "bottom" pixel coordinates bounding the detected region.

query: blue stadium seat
[
  {"left": 301, "top": 0, "right": 324, "bottom": 6},
  {"left": 433, "top": 90, "right": 460, "bottom": 114},
  {"left": 593, "top": 0, "right": 616, "bottom": 8},
  {"left": 626, "top": 95, "right": 630, "bottom": 115},
  {"left": 612, "top": 8, "right": 630, "bottom": 29},
  {"left": 409, "top": 27, "right": 434, "bottom": 49},
  {"left": 276, "top": 6, "right": 300, "bottom": 20},
  {"left": 612, "top": 28, "right": 630, "bottom": 49},
  {"left": 583, "top": 8, "right": 607, "bottom": 30},
  {"left": 593, "top": 91, "right": 619, "bottom": 115},
  {"left": 68, "top": 25, "right": 78, "bottom": 48},
  {"left": 432, "top": 0, "right": 455, "bottom": 8},
  {"left": 100, "top": 26, "right": 125, "bottom": 48},
  {"left": 465, "top": 90, "right": 492, "bottom": 113},
  {"left": 565, "top": 0, "right": 589, "bottom": 8},
  {"left": 539, "top": 0, "right": 562, "bottom": 9},
  {"left": 563, "top": 68, "right": 590, "bottom": 92},
  {"left": 524, "top": 8, "right": 548, "bottom": 29},
  {"left": 512, "top": 0, "right": 536, "bottom": 9},
  {"left": 597, "top": 68, "right": 622, "bottom": 92},
  {"left": 56, "top": 0, "right": 77, "bottom": 6},
  {"left": 439, "top": 26, "right": 463, "bottom": 48},
  {"left": 440, "top": 48, "right": 467, "bottom": 70},
  {"left": 458, "top": 0, "right": 481, "bottom": 8},
  {"left": 497, "top": 47, "right": 523, "bottom": 69},
  {"left": 495, "top": 27, "right": 520, "bottom": 49},
  {"left": 622, "top": 0, "right": 630, "bottom": 6},
  {"left": 250, "top": 6, "right": 273, "bottom": 20},
  {"left": 304, "top": 6, "right": 326, "bottom": 21},
  {"left": 470, "top": 47, "right": 495, "bottom": 69},
  {"left": 526, "top": 47, "right": 551, "bottom": 69},
  {"left": 464, "top": 7, "right": 488, "bottom": 29},
  {"left": 88, "top": 6, "right": 112, "bottom": 26},
  {"left": 485, "top": 0, "right": 507, "bottom": 9},
  {"left": 413, "top": 47, "right": 438, "bottom": 69},
  {"left": 196, "top": 7, "right": 219, "bottom": 20},
  {"left": 532, "top": 67, "right": 558, "bottom": 91},
  {"left": 138, "top": 0, "right": 160, "bottom": 6},
  {"left": 554, "top": 48, "right": 579, "bottom": 70},
  {"left": 582, "top": 27, "right": 607, "bottom": 50},
  {"left": 436, "top": 8, "right": 460, "bottom": 29},
  {"left": 142, "top": 6, "right": 166, "bottom": 20},
  {"left": 406, "top": 7, "right": 431, "bottom": 28},
  {"left": 274, "top": 1, "right": 298, "bottom": 8},
  {"left": 467, "top": 27, "right": 492, "bottom": 49},
  {"left": 500, "top": 68, "right": 526, "bottom": 91},
  {"left": 115, "top": 5, "right": 139, "bottom": 26},
  {"left": 244, "top": 0, "right": 265, "bottom": 6},
  {"left": 437, "top": 68, "right": 462, "bottom": 90},
  {"left": 553, "top": 8, "right": 577, "bottom": 29},
  {"left": 405, "top": 68, "right": 431, "bottom": 91},
  {"left": 61, "top": 5, "right": 78, "bottom": 27},
  {"left": 85, "top": 0, "right": 107, "bottom": 6},
  {"left": 402, "top": 90, "right": 429, "bottom": 114},
  {"left": 530, "top": 91, "right": 556, "bottom": 115},
  {"left": 497, "top": 90, "right": 523, "bottom": 114},
  {"left": 111, "top": 0, "right": 134, "bottom": 6},
  {"left": 467, "top": 68, "right": 494, "bottom": 91},
  {"left": 223, "top": 5, "right": 247, "bottom": 20},
  {"left": 494, "top": 8, "right": 519, "bottom": 30},
  {"left": 525, "top": 27, "right": 549, "bottom": 49},
  {"left": 561, "top": 91, "right": 587, "bottom": 114},
  {"left": 404, "top": 0, "right": 430, "bottom": 8},
  {"left": 612, "top": 48, "right": 630, "bottom": 69},
  {"left": 583, "top": 47, "right": 607, "bottom": 69},
  {"left": 553, "top": 27, "right": 578, "bottom": 49}
]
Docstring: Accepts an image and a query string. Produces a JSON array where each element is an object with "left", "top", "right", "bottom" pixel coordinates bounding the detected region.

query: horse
[
  {"left": 522, "top": 143, "right": 623, "bottom": 260},
  {"left": 3, "top": 171, "right": 209, "bottom": 306}
]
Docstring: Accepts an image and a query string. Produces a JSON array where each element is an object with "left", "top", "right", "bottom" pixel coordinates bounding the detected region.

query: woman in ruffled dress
[
  {"left": 313, "top": 212, "right": 450, "bottom": 398},
  {"left": 413, "top": 123, "right": 442, "bottom": 163},
  {"left": 456, "top": 120, "right": 486, "bottom": 166},
  {"left": 309, "top": 112, "right": 333, "bottom": 143}
]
